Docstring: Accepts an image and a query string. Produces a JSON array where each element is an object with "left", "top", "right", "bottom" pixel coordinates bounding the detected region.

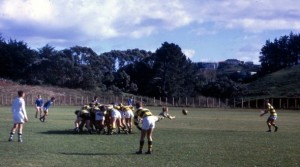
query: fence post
[
  {"left": 248, "top": 99, "right": 250, "bottom": 108},
  {"left": 226, "top": 99, "right": 228, "bottom": 107},
  {"left": 192, "top": 98, "right": 195, "bottom": 107},
  {"left": 241, "top": 99, "right": 244, "bottom": 108},
  {"left": 159, "top": 97, "right": 161, "bottom": 106},
  {"left": 172, "top": 97, "right": 174, "bottom": 106},
  {"left": 234, "top": 98, "right": 236, "bottom": 108},
  {"left": 185, "top": 97, "right": 188, "bottom": 106},
  {"left": 206, "top": 97, "right": 208, "bottom": 108},
  {"left": 256, "top": 99, "right": 258, "bottom": 108},
  {"left": 165, "top": 97, "right": 167, "bottom": 106},
  {"left": 153, "top": 97, "right": 156, "bottom": 106}
]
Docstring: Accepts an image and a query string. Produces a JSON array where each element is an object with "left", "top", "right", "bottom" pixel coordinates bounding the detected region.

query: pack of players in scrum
[{"left": 73, "top": 96, "right": 176, "bottom": 136}]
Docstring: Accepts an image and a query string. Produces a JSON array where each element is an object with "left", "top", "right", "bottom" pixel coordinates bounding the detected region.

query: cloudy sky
[{"left": 0, "top": 0, "right": 299, "bottom": 64}]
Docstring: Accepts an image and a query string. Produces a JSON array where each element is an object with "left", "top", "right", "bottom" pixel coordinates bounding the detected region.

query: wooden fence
[{"left": 0, "top": 94, "right": 299, "bottom": 109}]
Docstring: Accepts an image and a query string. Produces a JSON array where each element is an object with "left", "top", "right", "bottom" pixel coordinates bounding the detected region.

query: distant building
[
  {"left": 224, "top": 59, "right": 242, "bottom": 65},
  {"left": 200, "top": 62, "right": 218, "bottom": 69},
  {"left": 245, "top": 61, "right": 254, "bottom": 66}
]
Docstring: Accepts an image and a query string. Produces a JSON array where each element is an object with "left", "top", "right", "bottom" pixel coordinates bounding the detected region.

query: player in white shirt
[{"left": 8, "top": 91, "right": 28, "bottom": 143}]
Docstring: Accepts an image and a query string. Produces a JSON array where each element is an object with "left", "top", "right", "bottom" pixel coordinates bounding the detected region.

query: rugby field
[{"left": 0, "top": 106, "right": 299, "bottom": 167}]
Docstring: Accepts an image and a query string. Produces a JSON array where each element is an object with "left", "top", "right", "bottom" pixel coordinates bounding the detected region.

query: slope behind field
[
  {"left": 0, "top": 78, "right": 101, "bottom": 98},
  {"left": 245, "top": 65, "right": 300, "bottom": 98}
]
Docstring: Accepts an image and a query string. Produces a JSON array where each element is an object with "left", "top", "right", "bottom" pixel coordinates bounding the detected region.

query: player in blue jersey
[
  {"left": 39, "top": 97, "right": 55, "bottom": 122},
  {"left": 35, "top": 95, "right": 43, "bottom": 118},
  {"left": 127, "top": 96, "right": 134, "bottom": 106}
]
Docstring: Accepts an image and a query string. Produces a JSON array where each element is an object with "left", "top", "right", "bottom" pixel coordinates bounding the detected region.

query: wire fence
[{"left": 1, "top": 94, "right": 299, "bottom": 109}]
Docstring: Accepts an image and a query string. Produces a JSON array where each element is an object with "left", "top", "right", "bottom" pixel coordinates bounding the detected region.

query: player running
[
  {"left": 40, "top": 97, "right": 55, "bottom": 122},
  {"left": 260, "top": 99, "right": 279, "bottom": 132}
]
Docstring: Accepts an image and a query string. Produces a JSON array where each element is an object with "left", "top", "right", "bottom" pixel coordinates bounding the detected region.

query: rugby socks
[
  {"left": 147, "top": 141, "right": 153, "bottom": 153},
  {"left": 8, "top": 132, "right": 14, "bottom": 141},
  {"left": 136, "top": 140, "right": 144, "bottom": 154},
  {"left": 18, "top": 133, "right": 23, "bottom": 143},
  {"left": 139, "top": 140, "right": 144, "bottom": 151}
]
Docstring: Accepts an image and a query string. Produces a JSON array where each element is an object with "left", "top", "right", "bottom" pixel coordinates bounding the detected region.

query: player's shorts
[
  {"left": 142, "top": 116, "right": 159, "bottom": 130},
  {"left": 80, "top": 113, "right": 91, "bottom": 120},
  {"left": 90, "top": 111, "right": 95, "bottom": 120},
  {"left": 119, "top": 111, "right": 125, "bottom": 119},
  {"left": 43, "top": 108, "right": 48, "bottom": 113},
  {"left": 268, "top": 115, "right": 277, "bottom": 121},
  {"left": 111, "top": 109, "right": 121, "bottom": 119},
  {"left": 124, "top": 110, "right": 134, "bottom": 119},
  {"left": 36, "top": 106, "right": 42, "bottom": 110},
  {"left": 95, "top": 111, "right": 105, "bottom": 121}
]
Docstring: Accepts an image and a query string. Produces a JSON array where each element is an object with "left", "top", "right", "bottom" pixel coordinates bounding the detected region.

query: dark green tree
[
  {"left": 152, "top": 42, "right": 195, "bottom": 97},
  {"left": 260, "top": 32, "right": 300, "bottom": 74}
]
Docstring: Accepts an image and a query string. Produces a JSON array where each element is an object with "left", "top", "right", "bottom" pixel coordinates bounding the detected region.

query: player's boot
[
  {"left": 145, "top": 151, "right": 152, "bottom": 154},
  {"left": 274, "top": 126, "right": 278, "bottom": 132},
  {"left": 135, "top": 150, "right": 142, "bottom": 154}
]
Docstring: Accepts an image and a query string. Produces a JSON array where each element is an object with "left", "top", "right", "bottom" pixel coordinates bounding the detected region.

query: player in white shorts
[
  {"left": 121, "top": 105, "right": 134, "bottom": 133},
  {"left": 134, "top": 102, "right": 158, "bottom": 154},
  {"left": 95, "top": 105, "right": 106, "bottom": 134},
  {"left": 8, "top": 91, "right": 28, "bottom": 143}
]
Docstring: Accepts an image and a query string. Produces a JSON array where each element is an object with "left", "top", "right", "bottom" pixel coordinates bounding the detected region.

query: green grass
[{"left": 0, "top": 106, "right": 300, "bottom": 167}]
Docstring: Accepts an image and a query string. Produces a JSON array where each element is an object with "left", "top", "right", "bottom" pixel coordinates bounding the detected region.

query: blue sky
[{"left": 1, "top": 0, "right": 299, "bottom": 64}]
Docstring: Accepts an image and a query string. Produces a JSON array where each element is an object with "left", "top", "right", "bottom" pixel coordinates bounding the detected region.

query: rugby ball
[{"left": 182, "top": 109, "right": 188, "bottom": 115}]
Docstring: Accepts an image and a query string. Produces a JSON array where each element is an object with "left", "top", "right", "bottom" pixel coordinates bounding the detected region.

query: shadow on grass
[
  {"left": 60, "top": 152, "right": 135, "bottom": 156},
  {"left": 39, "top": 130, "right": 139, "bottom": 135},
  {"left": 39, "top": 129, "right": 77, "bottom": 135}
]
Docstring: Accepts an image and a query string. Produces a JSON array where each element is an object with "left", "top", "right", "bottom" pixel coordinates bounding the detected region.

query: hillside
[
  {"left": 244, "top": 65, "right": 300, "bottom": 98},
  {"left": 0, "top": 78, "right": 99, "bottom": 97}
]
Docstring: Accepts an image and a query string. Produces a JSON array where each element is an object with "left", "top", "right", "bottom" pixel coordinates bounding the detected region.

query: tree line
[{"left": 0, "top": 32, "right": 299, "bottom": 98}]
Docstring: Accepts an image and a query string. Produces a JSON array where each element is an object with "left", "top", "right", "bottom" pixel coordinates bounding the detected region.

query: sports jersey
[
  {"left": 35, "top": 98, "right": 43, "bottom": 107},
  {"left": 267, "top": 103, "right": 277, "bottom": 116},
  {"left": 43, "top": 100, "right": 53, "bottom": 110},
  {"left": 127, "top": 98, "right": 133, "bottom": 106},
  {"left": 12, "top": 97, "right": 27, "bottom": 124},
  {"left": 122, "top": 105, "right": 133, "bottom": 112},
  {"left": 136, "top": 108, "right": 152, "bottom": 118}
]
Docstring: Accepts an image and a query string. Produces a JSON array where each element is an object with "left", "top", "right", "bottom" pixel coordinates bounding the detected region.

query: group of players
[
  {"left": 73, "top": 96, "right": 135, "bottom": 135},
  {"left": 73, "top": 96, "right": 176, "bottom": 136},
  {"left": 8, "top": 91, "right": 278, "bottom": 154}
]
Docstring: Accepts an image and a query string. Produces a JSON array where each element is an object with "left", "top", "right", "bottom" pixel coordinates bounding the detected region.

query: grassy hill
[
  {"left": 244, "top": 65, "right": 300, "bottom": 98},
  {"left": 0, "top": 78, "right": 100, "bottom": 98}
]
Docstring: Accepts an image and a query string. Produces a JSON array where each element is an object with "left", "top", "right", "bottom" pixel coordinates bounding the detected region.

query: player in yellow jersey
[
  {"left": 74, "top": 105, "right": 92, "bottom": 134},
  {"left": 134, "top": 102, "right": 158, "bottom": 154},
  {"left": 121, "top": 104, "right": 134, "bottom": 133},
  {"left": 260, "top": 99, "right": 279, "bottom": 132}
]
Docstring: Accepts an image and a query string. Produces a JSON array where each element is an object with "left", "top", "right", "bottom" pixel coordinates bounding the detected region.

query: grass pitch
[{"left": 0, "top": 106, "right": 299, "bottom": 167}]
